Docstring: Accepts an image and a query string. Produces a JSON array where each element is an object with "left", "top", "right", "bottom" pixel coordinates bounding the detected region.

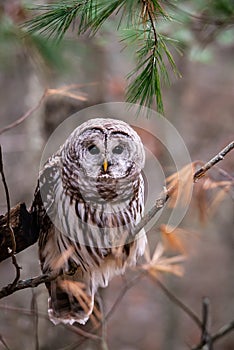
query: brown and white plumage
[{"left": 31, "top": 118, "right": 147, "bottom": 325}]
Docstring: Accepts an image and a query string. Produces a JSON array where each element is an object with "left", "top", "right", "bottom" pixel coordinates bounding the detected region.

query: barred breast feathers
[{"left": 37, "top": 155, "right": 146, "bottom": 286}]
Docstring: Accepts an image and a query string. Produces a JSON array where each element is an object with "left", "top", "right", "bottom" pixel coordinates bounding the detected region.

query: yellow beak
[{"left": 103, "top": 159, "right": 108, "bottom": 172}]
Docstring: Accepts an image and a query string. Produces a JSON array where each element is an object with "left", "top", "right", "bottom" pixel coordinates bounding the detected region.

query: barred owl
[{"left": 31, "top": 118, "right": 147, "bottom": 325}]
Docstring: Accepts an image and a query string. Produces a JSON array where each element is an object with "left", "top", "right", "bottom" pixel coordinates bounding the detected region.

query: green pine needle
[{"left": 22, "top": 0, "right": 181, "bottom": 114}]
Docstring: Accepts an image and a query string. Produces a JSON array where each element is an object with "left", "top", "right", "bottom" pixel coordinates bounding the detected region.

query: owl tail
[{"left": 47, "top": 276, "right": 94, "bottom": 325}]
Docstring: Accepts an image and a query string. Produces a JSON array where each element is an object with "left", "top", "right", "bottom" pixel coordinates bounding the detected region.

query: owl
[{"left": 31, "top": 118, "right": 147, "bottom": 325}]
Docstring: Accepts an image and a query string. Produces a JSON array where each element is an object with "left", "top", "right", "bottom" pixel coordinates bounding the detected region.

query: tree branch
[
  {"left": 194, "top": 141, "right": 234, "bottom": 180},
  {"left": 0, "top": 270, "right": 60, "bottom": 299},
  {"left": 0, "top": 90, "right": 48, "bottom": 136},
  {"left": 0, "top": 146, "right": 21, "bottom": 285},
  {"left": 150, "top": 275, "right": 202, "bottom": 328},
  {"left": 0, "top": 203, "right": 39, "bottom": 262},
  {"left": 200, "top": 297, "right": 213, "bottom": 349},
  {"left": 0, "top": 84, "right": 90, "bottom": 136},
  {"left": 192, "top": 320, "right": 234, "bottom": 350}
]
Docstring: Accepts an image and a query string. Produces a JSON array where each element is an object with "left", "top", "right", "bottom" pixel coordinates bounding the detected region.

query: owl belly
[{"left": 47, "top": 174, "right": 146, "bottom": 290}]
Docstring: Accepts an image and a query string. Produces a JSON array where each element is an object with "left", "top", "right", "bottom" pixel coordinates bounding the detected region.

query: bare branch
[
  {"left": 200, "top": 297, "right": 213, "bottom": 349},
  {"left": 63, "top": 324, "right": 101, "bottom": 342},
  {"left": 0, "top": 146, "right": 21, "bottom": 285},
  {"left": 31, "top": 290, "right": 39, "bottom": 350},
  {"left": 0, "top": 83, "right": 94, "bottom": 136},
  {"left": 105, "top": 273, "right": 143, "bottom": 321},
  {"left": 150, "top": 276, "right": 234, "bottom": 349},
  {"left": 194, "top": 141, "right": 234, "bottom": 180},
  {"left": 71, "top": 273, "right": 144, "bottom": 349},
  {"left": 0, "top": 90, "right": 47, "bottom": 136},
  {"left": 0, "top": 270, "right": 60, "bottom": 299},
  {"left": 0, "top": 334, "right": 11, "bottom": 350},
  {"left": 0, "top": 203, "right": 39, "bottom": 262},
  {"left": 0, "top": 304, "right": 101, "bottom": 342},
  {"left": 212, "top": 320, "right": 234, "bottom": 343},
  {"left": 133, "top": 194, "right": 169, "bottom": 240},
  {"left": 192, "top": 320, "right": 234, "bottom": 350},
  {"left": 149, "top": 275, "right": 202, "bottom": 329}
]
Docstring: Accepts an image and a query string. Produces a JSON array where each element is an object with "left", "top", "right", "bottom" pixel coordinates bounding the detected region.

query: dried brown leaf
[
  {"left": 142, "top": 242, "right": 186, "bottom": 277},
  {"left": 195, "top": 179, "right": 209, "bottom": 223},
  {"left": 208, "top": 185, "right": 231, "bottom": 215},
  {"left": 166, "top": 163, "right": 195, "bottom": 209},
  {"left": 160, "top": 224, "right": 198, "bottom": 255},
  {"left": 195, "top": 177, "right": 233, "bottom": 222}
]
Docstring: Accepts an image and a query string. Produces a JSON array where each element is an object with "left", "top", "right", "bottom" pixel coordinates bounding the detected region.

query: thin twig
[
  {"left": 0, "top": 147, "right": 10, "bottom": 224},
  {"left": 194, "top": 141, "right": 234, "bottom": 180},
  {"left": 133, "top": 193, "right": 169, "bottom": 237},
  {"left": 0, "top": 304, "right": 47, "bottom": 320},
  {"left": 0, "top": 304, "right": 101, "bottom": 342},
  {"left": 0, "top": 90, "right": 48, "bottom": 136},
  {"left": 0, "top": 146, "right": 21, "bottom": 285},
  {"left": 105, "top": 273, "right": 143, "bottom": 321},
  {"left": 200, "top": 297, "right": 213, "bottom": 349},
  {"left": 212, "top": 320, "right": 234, "bottom": 343},
  {"left": 97, "top": 293, "right": 109, "bottom": 350},
  {"left": 192, "top": 320, "right": 234, "bottom": 350},
  {"left": 63, "top": 324, "right": 101, "bottom": 342},
  {"left": 0, "top": 334, "right": 11, "bottom": 350},
  {"left": 149, "top": 275, "right": 202, "bottom": 329},
  {"left": 31, "top": 290, "right": 39, "bottom": 350},
  {"left": 72, "top": 273, "right": 144, "bottom": 349},
  {"left": 0, "top": 271, "right": 60, "bottom": 299},
  {"left": 0, "top": 82, "right": 96, "bottom": 136}
]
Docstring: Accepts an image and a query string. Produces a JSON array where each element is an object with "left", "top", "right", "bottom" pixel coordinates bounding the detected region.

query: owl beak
[{"left": 103, "top": 158, "right": 108, "bottom": 172}]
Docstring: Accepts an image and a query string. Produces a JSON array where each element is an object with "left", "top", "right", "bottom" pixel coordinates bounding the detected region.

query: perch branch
[{"left": 0, "top": 270, "right": 60, "bottom": 299}]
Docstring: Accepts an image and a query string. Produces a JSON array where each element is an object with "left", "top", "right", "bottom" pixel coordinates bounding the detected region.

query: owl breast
[{"left": 52, "top": 171, "right": 144, "bottom": 265}]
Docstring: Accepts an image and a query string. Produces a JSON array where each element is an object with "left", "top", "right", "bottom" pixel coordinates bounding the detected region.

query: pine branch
[{"left": 22, "top": 0, "right": 179, "bottom": 113}]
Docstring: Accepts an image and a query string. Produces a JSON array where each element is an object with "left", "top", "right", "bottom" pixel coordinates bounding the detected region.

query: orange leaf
[
  {"left": 166, "top": 163, "right": 195, "bottom": 208},
  {"left": 160, "top": 224, "right": 198, "bottom": 255}
]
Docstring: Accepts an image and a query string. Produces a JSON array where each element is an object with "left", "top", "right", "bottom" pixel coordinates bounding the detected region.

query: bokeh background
[{"left": 0, "top": 1, "right": 233, "bottom": 349}]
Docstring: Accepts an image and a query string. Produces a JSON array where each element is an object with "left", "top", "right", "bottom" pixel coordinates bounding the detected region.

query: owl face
[{"left": 63, "top": 118, "right": 145, "bottom": 180}]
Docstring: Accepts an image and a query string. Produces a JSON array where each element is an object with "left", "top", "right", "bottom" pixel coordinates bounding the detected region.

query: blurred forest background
[{"left": 0, "top": 0, "right": 233, "bottom": 349}]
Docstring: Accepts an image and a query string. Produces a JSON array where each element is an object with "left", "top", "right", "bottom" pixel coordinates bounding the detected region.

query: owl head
[{"left": 62, "top": 118, "right": 145, "bottom": 180}]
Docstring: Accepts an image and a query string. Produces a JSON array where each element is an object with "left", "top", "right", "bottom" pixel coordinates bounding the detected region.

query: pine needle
[{"left": 22, "top": 0, "right": 181, "bottom": 113}]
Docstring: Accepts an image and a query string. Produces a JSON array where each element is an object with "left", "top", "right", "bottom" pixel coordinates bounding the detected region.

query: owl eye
[
  {"left": 88, "top": 145, "right": 100, "bottom": 155},
  {"left": 112, "top": 145, "right": 124, "bottom": 154}
]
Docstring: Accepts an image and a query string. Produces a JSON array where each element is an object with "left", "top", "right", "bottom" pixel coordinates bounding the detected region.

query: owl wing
[
  {"left": 31, "top": 154, "right": 95, "bottom": 325},
  {"left": 30, "top": 154, "right": 62, "bottom": 268}
]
